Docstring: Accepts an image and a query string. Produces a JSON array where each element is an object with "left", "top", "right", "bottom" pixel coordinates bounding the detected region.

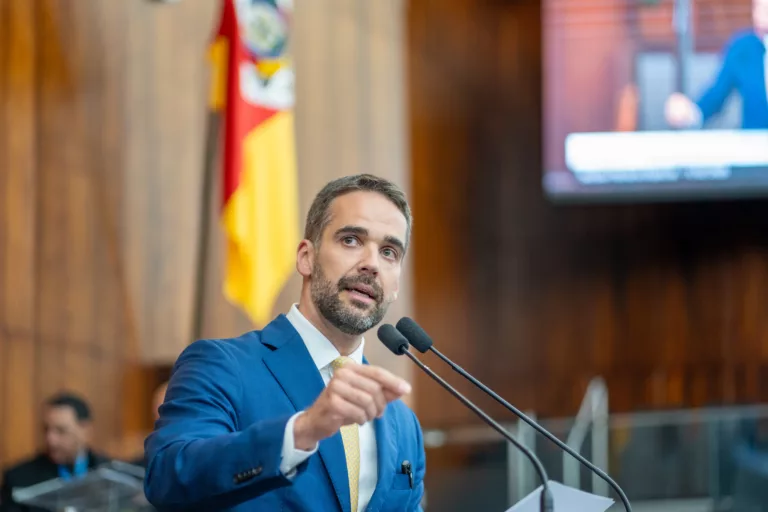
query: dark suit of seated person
[
  {"left": 0, "top": 393, "right": 109, "bottom": 512},
  {"left": 666, "top": 0, "right": 768, "bottom": 129}
]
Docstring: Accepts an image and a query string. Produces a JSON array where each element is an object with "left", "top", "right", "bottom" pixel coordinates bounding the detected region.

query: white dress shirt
[{"left": 278, "top": 304, "right": 378, "bottom": 512}]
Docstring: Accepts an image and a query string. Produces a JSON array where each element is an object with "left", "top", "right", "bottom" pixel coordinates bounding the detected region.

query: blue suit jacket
[
  {"left": 697, "top": 30, "right": 768, "bottom": 129},
  {"left": 143, "top": 315, "right": 425, "bottom": 511}
]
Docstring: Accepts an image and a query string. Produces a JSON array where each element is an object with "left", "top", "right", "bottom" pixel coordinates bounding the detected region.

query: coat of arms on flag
[
  {"left": 205, "top": 0, "right": 300, "bottom": 327},
  {"left": 235, "top": 0, "right": 294, "bottom": 110}
]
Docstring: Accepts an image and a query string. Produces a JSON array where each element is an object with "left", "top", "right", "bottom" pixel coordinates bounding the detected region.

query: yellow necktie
[{"left": 331, "top": 356, "right": 360, "bottom": 512}]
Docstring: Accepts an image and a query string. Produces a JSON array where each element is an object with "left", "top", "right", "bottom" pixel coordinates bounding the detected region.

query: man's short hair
[
  {"left": 304, "top": 174, "right": 412, "bottom": 247},
  {"left": 46, "top": 392, "right": 92, "bottom": 422}
]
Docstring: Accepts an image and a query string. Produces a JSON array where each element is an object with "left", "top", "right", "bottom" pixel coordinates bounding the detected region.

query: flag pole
[{"left": 191, "top": 111, "right": 222, "bottom": 342}]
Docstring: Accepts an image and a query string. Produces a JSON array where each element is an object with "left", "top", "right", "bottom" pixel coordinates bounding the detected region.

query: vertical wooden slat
[
  {"left": 0, "top": 0, "right": 7, "bottom": 468},
  {"left": 293, "top": 0, "right": 334, "bottom": 197},
  {"left": 123, "top": 0, "right": 152, "bottom": 368},
  {"left": 2, "top": 0, "right": 37, "bottom": 336},
  {"left": 62, "top": 1, "right": 96, "bottom": 355},
  {"left": 35, "top": 0, "right": 69, "bottom": 372},
  {"left": 143, "top": 3, "right": 162, "bottom": 361},
  {"left": 155, "top": 1, "right": 215, "bottom": 359},
  {"left": 147, "top": 5, "right": 169, "bottom": 359},
  {"left": 94, "top": 0, "right": 131, "bottom": 445},
  {"left": 3, "top": 338, "right": 37, "bottom": 464},
  {"left": 331, "top": 0, "right": 361, "bottom": 176},
  {"left": 1, "top": 0, "right": 38, "bottom": 466},
  {"left": 366, "top": 0, "right": 407, "bottom": 181},
  {"left": 0, "top": 0, "right": 7, "bottom": 308},
  {"left": 82, "top": 0, "right": 112, "bottom": 442}
]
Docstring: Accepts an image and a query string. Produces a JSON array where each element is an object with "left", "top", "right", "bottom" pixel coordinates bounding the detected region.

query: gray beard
[{"left": 310, "top": 264, "right": 389, "bottom": 336}]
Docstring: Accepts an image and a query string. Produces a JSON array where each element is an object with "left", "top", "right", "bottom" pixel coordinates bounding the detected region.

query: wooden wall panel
[
  {"left": 0, "top": 0, "right": 224, "bottom": 468},
  {"left": 1, "top": 0, "right": 39, "bottom": 467},
  {"left": 1, "top": 0, "right": 412, "bottom": 469},
  {"left": 409, "top": 0, "right": 768, "bottom": 428},
  {"left": 123, "top": 0, "right": 221, "bottom": 363}
]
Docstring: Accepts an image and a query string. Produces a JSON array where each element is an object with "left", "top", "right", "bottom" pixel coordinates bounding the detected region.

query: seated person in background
[
  {"left": 130, "top": 381, "right": 168, "bottom": 467},
  {"left": 665, "top": 0, "right": 768, "bottom": 129},
  {"left": 0, "top": 393, "right": 109, "bottom": 512}
]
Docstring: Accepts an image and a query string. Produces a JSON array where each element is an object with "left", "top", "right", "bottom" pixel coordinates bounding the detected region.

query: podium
[
  {"left": 11, "top": 461, "right": 150, "bottom": 512},
  {"left": 505, "top": 481, "right": 615, "bottom": 512}
]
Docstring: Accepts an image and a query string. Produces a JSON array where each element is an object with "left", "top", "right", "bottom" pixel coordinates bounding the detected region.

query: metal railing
[
  {"left": 510, "top": 411, "right": 538, "bottom": 503},
  {"left": 421, "top": 378, "right": 609, "bottom": 505},
  {"left": 563, "top": 376, "right": 610, "bottom": 496},
  {"left": 421, "top": 379, "right": 768, "bottom": 509}
]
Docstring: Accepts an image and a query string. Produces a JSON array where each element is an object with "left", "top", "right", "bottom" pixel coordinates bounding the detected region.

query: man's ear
[{"left": 296, "top": 239, "right": 315, "bottom": 278}]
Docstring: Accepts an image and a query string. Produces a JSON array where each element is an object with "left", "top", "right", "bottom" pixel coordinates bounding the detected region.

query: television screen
[{"left": 542, "top": 0, "right": 768, "bottom": 202}]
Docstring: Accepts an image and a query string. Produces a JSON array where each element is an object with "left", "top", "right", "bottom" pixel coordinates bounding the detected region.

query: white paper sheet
[{"left": 505, "top": 481, "right": 615, "bottom": 512}]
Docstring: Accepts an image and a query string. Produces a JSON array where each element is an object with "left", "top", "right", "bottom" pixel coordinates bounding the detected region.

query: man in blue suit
[
  {"left": 665, "top": 0, "right": 768, "bottom": 129},
  {"left": 144, "top": 174, "right": 425, "bottom": 511}
]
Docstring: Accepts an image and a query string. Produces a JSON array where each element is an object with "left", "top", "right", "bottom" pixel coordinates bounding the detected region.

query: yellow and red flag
[{"left": 208, "top": 0, "right": 299, "bottom": 326}]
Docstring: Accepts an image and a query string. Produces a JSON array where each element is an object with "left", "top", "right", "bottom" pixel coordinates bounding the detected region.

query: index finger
[{"left": 349, "top": 364, "right": 412, "bottom": 397}]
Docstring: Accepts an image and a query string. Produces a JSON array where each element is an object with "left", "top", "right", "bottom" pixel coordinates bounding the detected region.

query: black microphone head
[
  {"left": 377, "top": 324, "right": 410, "bottom": 355},
  {"left": 395, "top": 317, "right": 433, "bottom": 353}
]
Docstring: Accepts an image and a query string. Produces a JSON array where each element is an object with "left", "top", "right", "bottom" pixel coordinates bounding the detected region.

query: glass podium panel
[{"left": 12, "top": 461, "right": 148, "bottom": 512}]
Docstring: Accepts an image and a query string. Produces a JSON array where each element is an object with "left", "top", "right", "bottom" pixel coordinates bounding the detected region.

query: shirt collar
[
  {"left": 57, "top": 451, "right": 89, "bottom": 480},
  {"left": 285, "top": 303, "right": 365, "bottom": 371}
]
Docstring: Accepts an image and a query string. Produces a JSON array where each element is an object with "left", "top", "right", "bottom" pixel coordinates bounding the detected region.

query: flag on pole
[{"left": 208, "top": 0, "right": 299, "bottom": 326}]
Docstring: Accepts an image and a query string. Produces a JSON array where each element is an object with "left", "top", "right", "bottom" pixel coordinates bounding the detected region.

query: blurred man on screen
[
  {"left": 665, "top": 0, "right": 768, "bottom": 129},
  {"left": 143, "top": 174, "right": 425, "bottom": 512}
]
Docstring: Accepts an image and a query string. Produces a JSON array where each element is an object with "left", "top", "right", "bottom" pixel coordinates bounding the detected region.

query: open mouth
[{"left": 345, "top": 284, "right": 378, "bottom": 303}]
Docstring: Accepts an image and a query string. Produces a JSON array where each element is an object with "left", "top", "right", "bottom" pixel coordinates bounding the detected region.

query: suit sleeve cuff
[{"left": 280, "top": 412, "right": 318, "bottom": 479}]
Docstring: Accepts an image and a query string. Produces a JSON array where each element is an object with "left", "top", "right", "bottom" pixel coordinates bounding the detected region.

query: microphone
[
  {"left": 377, "top": 324, "right": 554, "bottom": 512},
  {"left": 395, "top": 317, "right": 632, "bottom": 512}
]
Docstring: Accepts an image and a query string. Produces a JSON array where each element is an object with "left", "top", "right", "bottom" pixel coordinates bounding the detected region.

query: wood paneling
[
  {"left": 1, "top": 0, "right": 413, "bottom": 468},
  {"left": 123, "top": 0, "right": 236, "bottom": 363},
  {"left": 1, "top": 0, "right": 42, "bottom": 469},
  {"left": 0, "top": 0, "right": 222, "bottom": 468},
  {"left": 409, "top": 0, "right": 768, "bottom": 428}
]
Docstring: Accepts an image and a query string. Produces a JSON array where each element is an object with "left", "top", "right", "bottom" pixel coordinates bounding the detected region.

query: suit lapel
[
  {"left": 261, "top": 316, "right": 351, "bottom": 512},
  {"left": 365, "top": 404, "right": 399, "bottom": 512},
  {"left": 318, "top": 432, "right": 352, "bottom": 512}
]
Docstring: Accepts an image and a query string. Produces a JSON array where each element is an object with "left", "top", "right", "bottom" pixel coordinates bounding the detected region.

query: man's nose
[{"left": 357, "top": 245, "right": 380, "bottom": 275}]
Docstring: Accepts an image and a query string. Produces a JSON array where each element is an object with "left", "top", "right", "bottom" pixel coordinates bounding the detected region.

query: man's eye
[
  {"left": 342, "top": 236, "right": 359, "bottom": 246},
  {"left": 382, "top": 248, "right": 397, "bottom": 259}
]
